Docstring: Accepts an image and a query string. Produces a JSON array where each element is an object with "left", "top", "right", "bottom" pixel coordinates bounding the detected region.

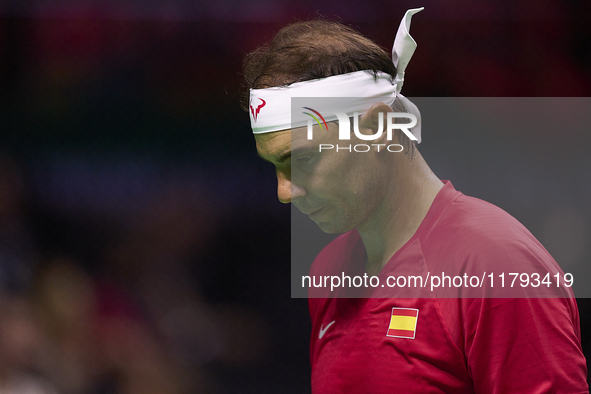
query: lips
[
  {"left": 294, "top": 202, "right": 324, "bottom": 215},
  {"left": 305, "top": 207, "right": 324, "bottom": 216}
]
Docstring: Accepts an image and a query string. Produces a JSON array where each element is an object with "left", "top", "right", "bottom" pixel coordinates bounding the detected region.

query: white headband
[{"left": 249, "top": 7, "right": 424, "bottom": 143}]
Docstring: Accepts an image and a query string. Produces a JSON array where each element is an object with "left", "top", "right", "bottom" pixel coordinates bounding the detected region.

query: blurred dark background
[{"left": 0, "top": 0, "right": 589, "bottom": 393}]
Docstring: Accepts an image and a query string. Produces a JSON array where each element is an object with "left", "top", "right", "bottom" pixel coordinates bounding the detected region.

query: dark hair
[{"left": 241, "top": 19, "right": 396, "bottom": 111}]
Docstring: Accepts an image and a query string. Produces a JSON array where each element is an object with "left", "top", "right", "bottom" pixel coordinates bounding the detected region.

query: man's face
[{"left": 255, "top": 123, "right": 390, "bottom": 233}]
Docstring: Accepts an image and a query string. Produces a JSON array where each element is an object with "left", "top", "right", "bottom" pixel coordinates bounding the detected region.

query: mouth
[{"left": 305, "top": 207, "right": 324, "bottom": 216}]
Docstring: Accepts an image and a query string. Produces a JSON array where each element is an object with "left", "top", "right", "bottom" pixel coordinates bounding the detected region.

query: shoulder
[
  {"left": 416, "top": 182, "right": 545, "bottom": 264},
  {"left": 428, "top": 192, "right": 554, "bottom": 269},
  {"left": 437, "top": 192, "right": 532, "bottom": 242},
  {"left": 419, "top": 190, "right": 571, "bottom": 300},
  {"left": 307, "top": 230, "right": 363, "bottom": 300},
  {"left": 309, "top": 230, "right": 361, "bottom": 276}
]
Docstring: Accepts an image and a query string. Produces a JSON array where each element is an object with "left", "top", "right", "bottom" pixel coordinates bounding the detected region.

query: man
[{"left": 242, "top": 8, "right": 588, "bottom": 393}]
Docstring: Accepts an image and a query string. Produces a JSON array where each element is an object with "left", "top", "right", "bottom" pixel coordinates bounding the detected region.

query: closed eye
[{"left": 296, "top": 156, "right": 311, "bottom": 163}]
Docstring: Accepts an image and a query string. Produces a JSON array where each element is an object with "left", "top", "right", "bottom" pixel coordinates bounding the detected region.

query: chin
[{"left": 314, "top": 218, "right": 355, "bottom": 234}]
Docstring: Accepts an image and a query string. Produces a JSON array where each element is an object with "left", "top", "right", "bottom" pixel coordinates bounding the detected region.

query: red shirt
[{"left": 308, "top": 181, "right": 588, "bottom": 393}]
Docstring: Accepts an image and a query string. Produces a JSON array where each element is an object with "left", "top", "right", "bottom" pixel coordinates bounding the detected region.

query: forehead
[{"left": 255, "top": 125, "right": 330, "bottom": 163}]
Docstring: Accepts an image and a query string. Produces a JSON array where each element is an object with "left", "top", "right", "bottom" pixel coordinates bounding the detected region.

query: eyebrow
[
  {"left": 257, "top": 150, "right": 290, "bottom": 165},
  {"left": 257, "top": 145, "right": 313, "bottom": 165}
]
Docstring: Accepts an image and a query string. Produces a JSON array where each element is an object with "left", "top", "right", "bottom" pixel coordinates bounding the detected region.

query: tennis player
[{"left": 243, "top": 8, "right": 588, "bottom": 393}]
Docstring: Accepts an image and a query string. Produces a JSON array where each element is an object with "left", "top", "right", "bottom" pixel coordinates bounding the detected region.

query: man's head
[{"left": 243, "top": 13, "right": 424, "bottom": 233}]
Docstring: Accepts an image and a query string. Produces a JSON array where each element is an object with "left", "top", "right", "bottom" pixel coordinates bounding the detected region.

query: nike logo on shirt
[{"left": 319, "top": 321, "right": 336, "bottom": 339}]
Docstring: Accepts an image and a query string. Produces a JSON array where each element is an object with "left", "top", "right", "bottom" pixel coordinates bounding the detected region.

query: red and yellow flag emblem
[{"left": 387, "top": 307, "right": 419, "bottom": 339}]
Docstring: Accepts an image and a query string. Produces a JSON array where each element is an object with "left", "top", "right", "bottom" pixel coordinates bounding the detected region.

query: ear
[{"left": 357, "top": 102, "right": 393, "bottom": 142}]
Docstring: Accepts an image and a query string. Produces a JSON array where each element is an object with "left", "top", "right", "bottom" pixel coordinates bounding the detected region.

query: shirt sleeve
[{"left": 462, "top": 297, "right": 588, "bottom": 394}]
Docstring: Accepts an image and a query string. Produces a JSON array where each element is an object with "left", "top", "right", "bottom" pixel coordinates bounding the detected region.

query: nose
[{"left": 277, "top": 170, "right": 306, "bottom": 204}]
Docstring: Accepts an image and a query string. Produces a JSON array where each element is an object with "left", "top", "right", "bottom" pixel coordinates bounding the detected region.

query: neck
[{"left": 358, "top": 151, "right": 443, "bottom": 276}]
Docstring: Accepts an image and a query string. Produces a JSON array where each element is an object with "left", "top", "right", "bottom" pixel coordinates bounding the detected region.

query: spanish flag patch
[{"left": 387, "top": 307, "right": 419, "bottom": 339}]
